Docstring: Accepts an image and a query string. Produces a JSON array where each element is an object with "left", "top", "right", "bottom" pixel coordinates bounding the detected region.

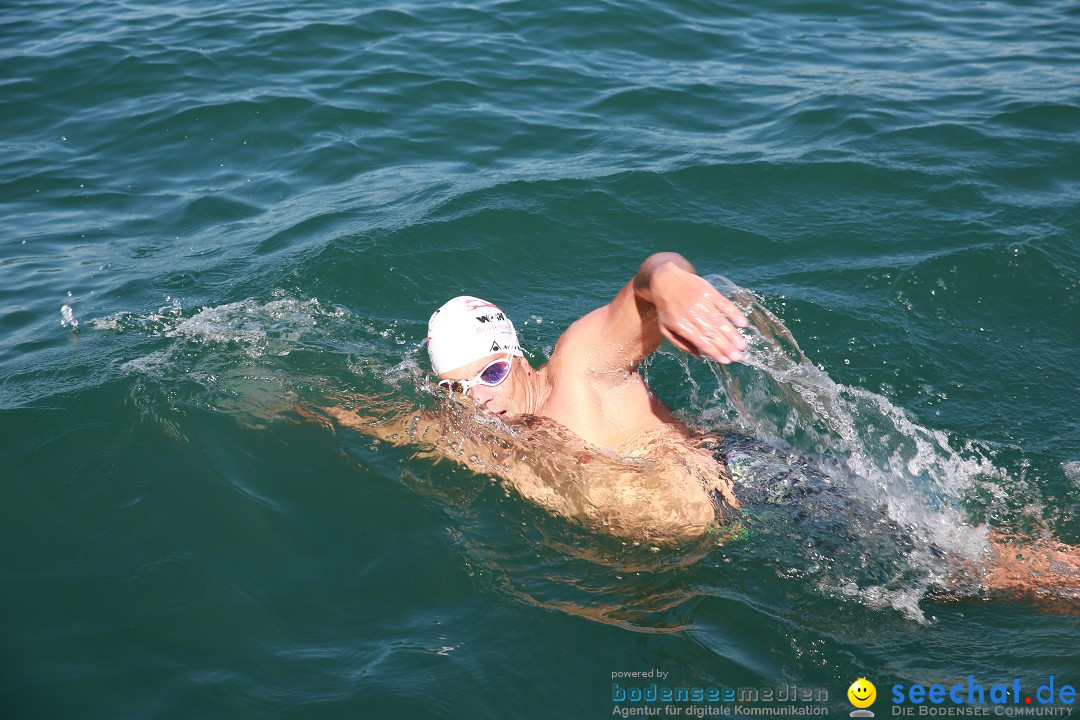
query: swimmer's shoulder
[{"left": 549, "top": 308, "right": 647, "bottom": 385}]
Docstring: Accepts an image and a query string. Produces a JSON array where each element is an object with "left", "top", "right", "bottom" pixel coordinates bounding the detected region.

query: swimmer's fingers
[
  {"left": 696, "top": 329, "right": 745, "bottom": 365},
  {"left": 324, "top": 405, "right": 380, "bottom": 429},
  {"left": 695, "top": 302, "right": 748, "bottom": 364},
  {"left": 684, "top": 301, "right": 748, "bottom": 364},
  {"left": 659, "top": 323, "right": 702, "bottom": 357},
  {"left": 652, "top": 271, "right": 748, "bottom": 363},
  {"left": 711, "top": 292, "right": 749, "bottom": 331},
  {"left": 291, "top": 400, "right": 334, "bottom": 429},
  {"left": 662, "top": 314, "right": 743, "bottom": 364}
]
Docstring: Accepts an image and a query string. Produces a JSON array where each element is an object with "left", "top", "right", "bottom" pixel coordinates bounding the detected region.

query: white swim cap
[{"left": 427, "top": 296, "right": 523, "bottom": 375}]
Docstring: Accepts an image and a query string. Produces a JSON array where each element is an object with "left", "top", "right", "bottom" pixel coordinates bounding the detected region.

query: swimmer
[
  {"left": 312, "top": 253, "right": 1079, "bottom": 600},
  {"left": 322, "top": 252, "right": 750, "bottom": 539}
]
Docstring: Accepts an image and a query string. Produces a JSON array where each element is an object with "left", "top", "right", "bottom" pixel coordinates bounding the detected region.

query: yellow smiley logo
[{"left": 848, "top": 678, "right": 876, "bottom": 709}]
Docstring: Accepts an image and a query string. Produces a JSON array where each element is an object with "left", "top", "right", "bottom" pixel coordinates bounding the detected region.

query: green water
[{"left": 2, "top": 0, "right": 1078, "bottom": 717}]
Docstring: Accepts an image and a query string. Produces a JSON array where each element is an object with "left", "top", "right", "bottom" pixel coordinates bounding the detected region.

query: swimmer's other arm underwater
[{"left": 314, "top": 252, "right": 752, "bottom": 540}]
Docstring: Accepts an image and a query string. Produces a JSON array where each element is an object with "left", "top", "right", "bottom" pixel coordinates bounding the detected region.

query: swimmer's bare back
[{"left": 315, "top": 399, "right": 738, "bottom": 542}]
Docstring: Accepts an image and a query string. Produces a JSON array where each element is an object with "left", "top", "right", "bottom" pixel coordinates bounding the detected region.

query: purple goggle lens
[{"left": 438, "top": 356, "right": 512, "bottom": 394}]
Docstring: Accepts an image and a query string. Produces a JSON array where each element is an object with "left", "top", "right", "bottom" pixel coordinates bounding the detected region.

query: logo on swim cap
[{"left": 427, "top": 296, "right": 523, "bottom": 374}]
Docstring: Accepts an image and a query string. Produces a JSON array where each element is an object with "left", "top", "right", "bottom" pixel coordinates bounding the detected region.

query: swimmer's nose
[{"left": 468, "top": 385, "right": 492, "bottom": 407}]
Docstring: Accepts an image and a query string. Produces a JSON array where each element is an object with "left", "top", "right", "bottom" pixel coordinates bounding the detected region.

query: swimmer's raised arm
[{"left": 556, "top": 252, "right": 749, "bottom": 373}]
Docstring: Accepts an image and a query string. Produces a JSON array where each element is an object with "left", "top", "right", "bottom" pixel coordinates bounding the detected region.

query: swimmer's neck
[{"left": 523, "top": 363, "right": 553, "bottom": 416}]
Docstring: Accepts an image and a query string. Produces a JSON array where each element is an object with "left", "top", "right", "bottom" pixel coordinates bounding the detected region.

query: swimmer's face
[{"left": 438, "top": 353, "right": 526, "bottom": 417}]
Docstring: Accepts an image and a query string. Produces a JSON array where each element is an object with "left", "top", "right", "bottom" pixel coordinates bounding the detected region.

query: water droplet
[{"left": 60, "top": 304, "right": 78, "bottom": 329}]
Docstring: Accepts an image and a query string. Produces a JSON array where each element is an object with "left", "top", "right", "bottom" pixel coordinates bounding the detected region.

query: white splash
[
  {"left": 1064, "top": 460, "right": 1080, "bottom": 488},
  {"left": 91, "top": 297, "right": 183, "bottom": 334},
  {"left": 102, "top": 294, "right": 361, "bottom": 384},
  {"left": 60, "top": 304, "right": 78, "bottom": 329},
  {"left": 699, "top": 276, "right": 1006, "bottom": 617}
]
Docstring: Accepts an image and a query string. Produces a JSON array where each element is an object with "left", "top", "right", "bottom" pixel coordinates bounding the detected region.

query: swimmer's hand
[
  {"left": 322, "top": 404, "right": 384, "bottom": 432},
  {"left": 638, "top": 255, "right": 749, "bottom": 364},
  {"left": 290, "top": 398, "right": 383, "bottom": 433},
  {"left": 288, "top": 399, "right": 333, "bottom": 428}
]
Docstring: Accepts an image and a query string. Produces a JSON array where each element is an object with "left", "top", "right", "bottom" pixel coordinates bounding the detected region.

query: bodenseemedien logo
[{"left": 848, "top": 678, "right": 877, "bottom": 717}]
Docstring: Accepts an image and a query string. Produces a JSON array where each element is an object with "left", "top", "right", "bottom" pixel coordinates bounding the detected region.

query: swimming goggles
[{"left": 438, "top": 355, "right": 513, "bottom": 394}]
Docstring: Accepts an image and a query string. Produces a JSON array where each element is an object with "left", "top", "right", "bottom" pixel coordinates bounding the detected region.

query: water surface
[{"left": 3, "top": 0, "right": 1079, "bottom": 717}]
